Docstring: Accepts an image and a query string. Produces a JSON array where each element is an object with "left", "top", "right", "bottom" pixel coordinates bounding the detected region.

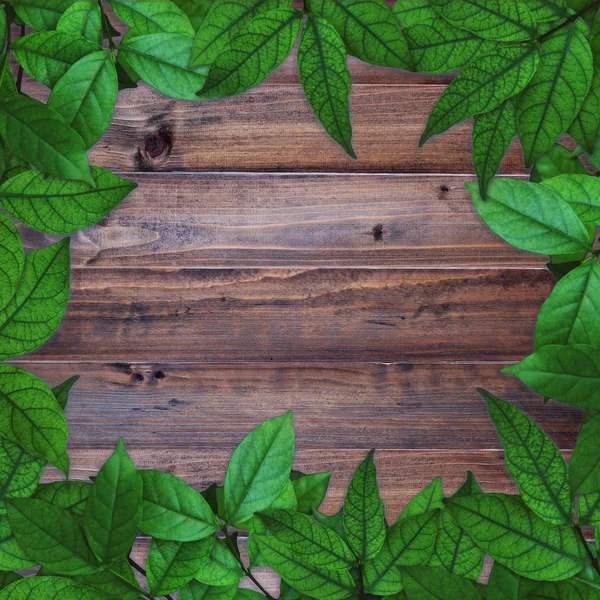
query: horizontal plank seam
[
  {"left": 110, "top": 171, "right": 525, "bottom": 178},
  {"left": 68, "top": 265, "right": 547, "bottom": 271},
  {"left": 8, "top": 359, "right": 520, "bottom": 365}
]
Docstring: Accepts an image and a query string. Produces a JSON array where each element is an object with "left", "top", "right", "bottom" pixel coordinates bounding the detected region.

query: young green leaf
[
  {"left": 7, "top": 498, "right": 99, "bottom": 575},
  {"left": 392, "top": 1, "right": 436, "bottom": 27},
  {"left": 224, "top": 411, "right": 294, "bottom": 526},
  {"left": 0, "top": 517, "right": 36, "bottom": 570},
  {"left": 308, "top": 0, "right": 412, "bottom": 69},
  {"left": 0, "top": 167, "right": 136, "bottom": 236},
  {"left": 108, "top": 0, "right": 195, "bottom": 36},
  {"left": 503, "top": 344, "right": 600, "bottom": 409},
  {"left": 147, "top": 536, "right": 214, "bottom": 596},
  {"left": 569, "top": 68, "right": 600, "bottom": 154},
  {"left": 363, "top": 510, "right": 440, "bottom": 595},
  {"left": 34, "top": 481, "right": 92, "bottom": 516},
  {"left": 517, "top": 24, "right": 594, "bottom": 166},
  {"left": 47, "top": 51, "right": 118, "bottom": 149},
  {"left": 0, "top": 576, "right": 107, "bottom": 599},
  {"left": 56, "top": 1, "right": 104, "bottom": 46},
  {"left": 467, "top": 179, "right": 592, "bottom": 256},
  {"left": 121, "top": 33, "right": 209, "bottom": 100},
  {"left": 343, "top": 449, "right": 385, "bottom": 562},
  {"left": 541, "top": 174, "right": 600, "bottom": 225},
  {"left": 197, "top": 9, "right": 302, "bottom": 100},
  {"left": 195, "top": 538, "right": 243, "bottom": 586},
  {"left": 445, "top": 493, "right": 587, "bottom": 580},
  {"left": 399, "top": 477, "right": 444, "bottom": 519},
  {"left": 51, "top": 375, "right": 80, "bottom": 411},
  {"left": 0, "top": 238, "right": 71, "bottom": 360},
  {"left": 256, "top": 534, "right": 356, "bottom": 600},
  {"left": 298, "top": 16, "right": 355, "bottom": 159},
  {"left": 11, "top": 0, "right": 72, "bottom": 30},
  {"left": 180, "top": 581, "right": 239, "bottom": 600},
  {"left": 401, "top": 566, "right": 484, "bottom": 599},
  {"left": 420, "top": 45, "right": 539, "bottom": 145},
  {"left": 291, "top": 470, "right": 331, "bottom": 514},
  {"left": 0, "top": 213, "right": 23, "bottom": 313},
  {"left": 0, "top": 366, "right": 69, "bottom": 476},
  {"left": 139, "top": 469, "right": 219, "bottom": 541},
  {"left": 570, "top": 414, "right": 600, "bottom": 497},
  {"left": 0, "top": 96, "right": 92, "bottom": 185},
  {"left": 83, "top": 439, "right": 142, "bottom": 562},
  {"left": 479, "top": 389, "right": 572, "bottom": 524},
  {"left": 472, "top": 100, "right": 516, "bottom": 198}
]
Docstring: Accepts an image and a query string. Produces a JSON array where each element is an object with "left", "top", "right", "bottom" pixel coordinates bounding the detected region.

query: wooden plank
[
  {"left": 19, "top": 174, "right": 540, "bottom": 269},
  {"left": 25, "top": 267, "right": 552, "bottom": 362},
  {"left": 20, "top": 362, "right": 581, "bottom": 450}
]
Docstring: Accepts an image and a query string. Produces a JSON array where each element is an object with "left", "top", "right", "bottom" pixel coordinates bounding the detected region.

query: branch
[
  {"left": 127, "top": 557, "right": 175, "bottom": 600},
  {"left": 538, "top": 0, "right": 600, "bottom": 42}
]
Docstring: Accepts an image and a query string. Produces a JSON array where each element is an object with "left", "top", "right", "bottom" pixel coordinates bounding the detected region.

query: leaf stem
[
  {"left": 575, "top": 524, "right": 600, "bottom": 577},
  {"left": 15, "top": 24, "right": 24, "bottom": 93},
  {"left": 127, "top": 556, "right": 175, "bottom": 600},
  {"left": 537, "top": 0, "right": 600, "bottom": 42}
]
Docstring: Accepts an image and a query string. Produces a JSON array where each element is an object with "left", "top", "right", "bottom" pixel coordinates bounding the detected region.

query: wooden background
[{"left": 14, "top": 17, "right": 584, "bottom": 588}]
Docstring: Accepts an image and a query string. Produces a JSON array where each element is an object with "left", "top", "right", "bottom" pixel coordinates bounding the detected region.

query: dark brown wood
[{"left": 25, "top": 268, "right": 552, "bottom": 362}]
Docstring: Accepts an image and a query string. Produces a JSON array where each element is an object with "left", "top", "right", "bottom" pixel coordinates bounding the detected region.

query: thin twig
[
  {"left": 15, "top": 24, "right": 25, "bottom": 92},
  {"left": 538, "top": 0, "right": 600, "bottom": 42},
  {"left": 575, "top": 525, "right": 600, "bottom": 578},
  {"left": 127, "top": 557, "right": 175, "bottom": 600}
]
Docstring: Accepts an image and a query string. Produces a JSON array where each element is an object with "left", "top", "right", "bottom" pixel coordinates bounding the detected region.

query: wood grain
[{"left": 24, "top": 268, "right": 553, "bottom": 362}]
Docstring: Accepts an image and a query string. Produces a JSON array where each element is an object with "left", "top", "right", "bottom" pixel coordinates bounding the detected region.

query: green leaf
[
  {"left": 290, "top": 470, "right": 331, "bottom": 514},
  {"left": 472, "top": 100, "right": 516, "bottom": 199},
  {"left": 420, "top": 44, "right": 539, "bottom": 145},
  {"left": 148, "top": 536, "right": 214, "bottom": 596},
  {"left": 256, "top": 534, "right": 356, "bottom": 600},
  {"left": 308, "top": 0, "right": 412, "bottom": 69},
  {"left": 569, "top": 67, "right": 600, "bottom": 154},
  {"left": 531, "top": 144, "right": 589, "bottom": 183},
  {"left": 0, "top": 438, "right": 44, "bottom": 515},
  {"left": 0, "top": 167, "right": 136, "bottom": 235},
  {"left": 197, "top": 9, "right": 302, "bottom": 100},
  {"left": 120, "top": 33, "right": 209, "bottom": 101},
  {"left": 535, "top": 260, "right": 600, "bottom": 348},
  {"left": 189, "top": 0, "right": 292, "bottom": 67},
  {"left": 445, "top": 493, "right": 587, "bottom": 580},
  {"left": 400, "top": 477, "right": 444, "bottom": 519},
  {"left": 541, "top": 174, "right": 600, "bottom": 225},
  {"left": 0, "top": 517, "right": 35, "bottom": 570},
  {"left": 503, "top": 344, "right": 600, "bottom": 409},
  {"left": 83, "top": 439, "right": 142, "bottom": 562},
  {"left": 47, "top": 51, "right": 118, "bottom": 149},
  {"left": 343, "top": 449, "right": 385, "bottom": 562},
  {"left": 7, "top": 498, "right": 100, "bottom": 575},
  {"left": 0, "top": 213, "right": 23, "bottom": 313},
  {"left": 480, "top": 389, "right": 572, "bottom": 524},
  {"left": 314, "top": 509, "right": 346, "bottom": 541},
  {"left": 11, "top": 0, "right": 72, "bottom": 30},
  {"left": 517, "top": 24, "right": 594, "bottom": 166},
  {"left": 0, "top": 239, "right": 71, "bottom": 360},
  {"left": 56, "top": 1, "right": 104, "bottom": 46},
  {"left": 172, "top": 0, "right": 213, "bottom": 30},
  {"left": 52, "top": 375, "right": 80, "bottom": 411},
  {"left": 405, "top": 20, "right": 498, "bottom": 74},
  {"left": 0, "top": 96, "right": 92, "bottom": 185},
  {"left": 570, "top": 414, "right": 600, "bottom": 496},
  {"left": 180, "top": 581, "right": 238, "bottom": 600},
  {"left": 363, "top": 510, "right": 440, "bottom": 595},
  {"left": 34, "top": 481, "right": 92, "bottom": 516},
  {"left": 0, "top": 572, "right": 20, "bottom": 592},
  {"left": 577, "top": 491, "right": 600, "bottom": 525},
  {"left": 401, "top": 566, "right": 483, "bottom": 599},
  {"left": 392, "top": 1, "right": 436, "bottom": 27},
  {"left": 528, "top": 579, "right": 600, "bottom": 599},
  {"left": 224, "top": 411, "right": 295, "bottom": 526},
  {"left": 195, "top": 538, "right": 243, "bottom": 586},
  {"left": 487, "top": 562, "right": 541, "bottom": 599},
  {"left": 12, "top": 32, "right": 100, "bottom": 89},
  {"left": 467, "top": 179, "right": 592, "bottom": 256},
  {"left": 108, "top": 0, "right": 195, "bottom": 36},
  {"left": 298, "top": 16, "right": 355, "bottom": 159},
  {"left": 139, "top": 469, "right": 219, "bottom": 541},
  {"left": 0, "top": 576, "right": 107, "bottom": 599},
  {"left": 0, "top": 366, "right": 69, "bottom": 475},
  {"left": 524, "top": 0, "right": 567, "bottom": 21}
]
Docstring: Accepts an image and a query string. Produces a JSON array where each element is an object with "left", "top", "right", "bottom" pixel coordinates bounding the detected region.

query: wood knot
[
  {"left": 144, "top": 130, "right": 170, "bottom": 158},
  {"left": 135, "top": 124, "right": 173, "bottom": 170},
  {"left": 134, "top": 373, "right": 144, "bottom": 382},
  {"left": 372, "top": 223, "right": 385, "bottom": 242},
  {"left": 154, "top": 370, "right": 165, "bottom": 380}
]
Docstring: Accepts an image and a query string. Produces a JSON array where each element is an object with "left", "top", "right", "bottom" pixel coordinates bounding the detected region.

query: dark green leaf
[
  {"left": 195, "top": 538, "right": 243, "bottom": 586},
  {"left": 528, "top": 579, "right": 600, "bottom": 599},
  {"left": 172, "top": 0, "right": 213, "bottom": 30},
  {"left": 392, "top": 1, "right": 436, "bottom": 27},
  {"left": 400, "top": 477, "right": 444, "bottom": 519},
  {"left": 51, "top": 375, "right": 80, "bottom": 411},
  {"left": 290, "top": 470, "right": 331, "bottom": 514},
  {"left": 56, "top": 1, "right": 104, "bottom": 46},
  {"left": 530, "top": 144, "right": 588, "bottom": 183},
  {"left": 577, "top": 491, "right": 600, "bottom": 525},
  {"left": 401, "top": 566, "right": 483, "bottom": 599},
  {"left": 570, "top": 414, "right": 600, "bottom": 496},
  {"left": 108, "top": 0, "right": 195, "bottom": 36},
  {"left": 0, "top": 516, "right": 35, "bottom": 570},
  {"left": 313, "top": 509, "right": 346, "bottom": 540},
  {"left": 180, "top": 581, "right": 238, "bottom": 600},
  {"left": 0, "top": 572, "right": 20, "bottom": 592},
  {"left": 487, "top": 561, "right": 541, "bottom": 600},
  {"left": 541, "top": 174, "right": 600, "bottom": 225},
  {"left": 0, "top": 576, "right": 106, "bottom": 599},
  {"left": 34, "top": 481, "right": 91, "bottom": 516},
  {"left": 11, "top": 0, "right": 72, "bottom": 30},
  {"left": 0, "top": 213, "right": 23, "bottom": 313},
  {"left": 569, "top": 67, "right": 600, "bottom": 154},
  {"left": 524, "top": 0, "right": 567, "bottom": 21}
]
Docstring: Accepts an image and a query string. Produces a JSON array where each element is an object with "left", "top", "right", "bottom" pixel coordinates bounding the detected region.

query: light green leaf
[
  {"left": 467, "top": 179, "right": 592, "bottom": 256},
  {"left": 11, "top": 0, "right": 72, "bottom": 30},
  {"left": 34, "top": 481, "right": 92, "bottom": 516},
  {"left": 121, "top": 33, "right": 209, "bottom": 101},
  {"left": 569, "top": 68, "right": 600, "bottom": 154},
  {"left": 503, "top": 344, "right": 600, "bottom": 409},
  {"left": 290, "top": 470, "right": 331, "bottom": 514},
  {"left": 139, "top": 469, "right": 219, "bottom": 541},
  {"left": 480, "top": 389, "right": 572, "bottom": 524},
  {"left": 12, "top": 32, "right": 100, "bottom": 89},
  {"left": 405, "top": 20, "right": 498, "bottom": 74},
  {"left": 0, "top": 239, "right": 71, "bottom": 360},
  {"left": 445, "top": 493, "right": 587, "bottom": 580},
  {"left": 541, "top": 174, "right": 600, "bottom": 225},
  {"left": 309, "top": 0, "right": 412, "bottom": 69},
  {"left": 224, "top": 411, "right": 295, "bottom": 526},
  {"left": 180, "top": 581, "right": 238, "bottom": 600},
  {"left": 0, "top": 213, "right": 23, "bottom": 313},
  {"left": 400, "top": 477, "right": 444, "bottom": 519},
  {"left": 517, "top": 24, "right": 594, "bottom": 166},
  {"left": 189, "top": 0, "right": 292, "bottom": 67},
  {"left": 472, "top": 100, "right": 516, "bottom": 198},
  {"left": 363, "top": 510, "right": 440, "bottom": 595},
  {"left": 108, "top": 0, "right": 195, "bottom": 36},
  {"left": 401, "top": 566, "right": 483, "bottom": 599},
  {"left": 0, "top": 366, "right": 69, "bottom": 476},
  {"left": 56, "top": 1, "right": 103, "bottom": 46},
  {"left": 7, "top": 498, "right": 99, "bottom": 575},
  {"left": 487, "top": 561, "right": 541, "bottom": 600},
  {"left": 84, "top": 439, "right": 142, "bottom": 562},
  {"left": 52, "top": 375, "right": 80, "bottom": 411},
  {"left": 0, "top": 96, "right": 92, "bottom": 184},
  {"left": 570, "top": 414, "right": 600, "bottom": 497},
  {"left": 528, "top": 579, "right": 600, "bottom": 599},
  {"left": 392, "top": 1, "right": 436, "bottom": 27},
  {"left": 298, "top": 16, "right": 355, "bottom": 159},
  {"left": 420, "top": 44, "right": 539, "bottom": 145},
  {"left": 343, "top": 449, "right": 386, "bottom": 562},
  {"left": 47, "top": 51, "right": 118, "bottom": 150},
  {"left": 0, "top": 576, "right": 107, "bottom": 599},
  {"left": 0, "top": 517, "right": 35, "bottom": 570},
  {"left": 535, "top": 260, "right": 600, "bottom": 348},
  {"left": 432, "top": 0, "right": 536, "bottom": 42},
  {"left": 256, "top": 534, "right": 356, "bottom": 600},
  {"left": 531, "top": 144, "right": 589, "bottom": 183},
  {"left": 148, "top": 536, "right": 214, "bottom": 596},
  {"left": 195, "top": 538, "right": 243, "bottom": 586},
  {"left": 197, "top": 9, "right": 302, "bottom": 100}
]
